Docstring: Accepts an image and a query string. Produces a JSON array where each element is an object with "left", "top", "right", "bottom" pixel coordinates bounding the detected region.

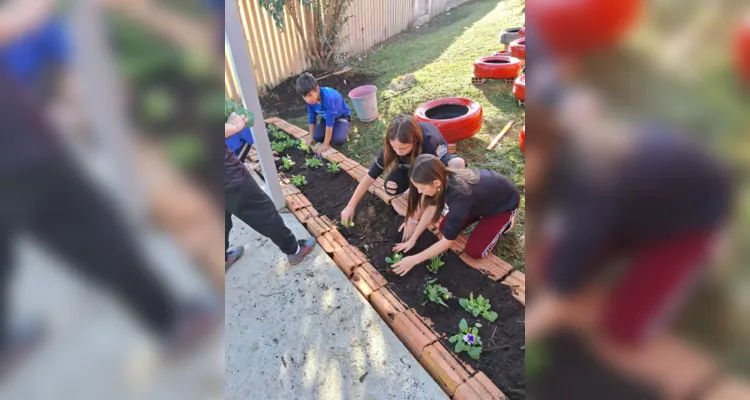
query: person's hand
[
  {"left": 341, "top": 205, "right": 356, "bottom": 226},
  {"left": 392, "top": 255, "right": 419, "bottom": 277},
  {"left": 226, "top": 112, "right": 247, "bottom": 132},
  {"left": 400, "top": 219, "right": 418, "bottom": 242},
  {"left": 315, "top": 142, "right": 330, "bottom": 155},
  {"left": 392, "top": 239, "right": 416, "bottom": 254}
]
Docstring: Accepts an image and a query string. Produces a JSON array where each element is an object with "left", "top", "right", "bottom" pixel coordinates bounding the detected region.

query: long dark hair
[
  {"left": 382, "top": 115, "right": 423, "bottom": 173},
  {"left": 406, "top": 154, "right": 479, "bottom": 222}
]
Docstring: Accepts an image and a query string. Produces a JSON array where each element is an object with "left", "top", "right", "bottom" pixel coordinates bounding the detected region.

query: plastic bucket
[{"left": 348, "top": 85, "right": 378, "bottom": 122}]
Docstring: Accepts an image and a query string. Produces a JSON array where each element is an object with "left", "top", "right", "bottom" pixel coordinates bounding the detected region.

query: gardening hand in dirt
[
  {"left": 399, "top": 220, "right": 417, "bottom": 243},
  {"left": 393, "top": 239, "right": 416, "bottom": 254},
  {"left": 392, "top": 255, "right": 419, "bottom": 276},
  {"left": 341, "top": 205, "right": 356, "bottom": 226},
  {"left": 315, "top": 142, "right": 330, "bottom": 156}
]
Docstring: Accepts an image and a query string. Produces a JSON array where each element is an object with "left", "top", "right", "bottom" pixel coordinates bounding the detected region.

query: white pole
[{"left": 225, "top": 1, "right": 285, "bottom": 209}]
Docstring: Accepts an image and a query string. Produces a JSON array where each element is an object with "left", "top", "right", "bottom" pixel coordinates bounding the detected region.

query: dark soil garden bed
[
  {"left": 274, "top": 135, "right": 525, "bottom": 400},
  {"left": 260, "top": 70, "right": 376, "bottom": 121}
]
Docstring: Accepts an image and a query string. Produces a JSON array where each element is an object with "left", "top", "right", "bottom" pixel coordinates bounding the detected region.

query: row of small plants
[
  {"left": 385, "top": 252, "right": 498, "bottom": 360},
  {"left": 269, "top": 124, "right": 341, "bottom": 188}
]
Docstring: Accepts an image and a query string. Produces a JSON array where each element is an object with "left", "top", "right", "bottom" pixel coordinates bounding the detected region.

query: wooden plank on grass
[{"left": 486, "top": 120, "right": 515, "bottom": 151}]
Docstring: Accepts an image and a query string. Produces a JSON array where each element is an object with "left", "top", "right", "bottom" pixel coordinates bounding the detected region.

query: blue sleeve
[
  {"left": 323, "top": 94, "right": 338, "bottom": 128},
  {"left": 307, "top": 103, "right": 317, "bottom": 125},
  {"left": 43, "top": 17, "right": 71, "bottom": 65}
]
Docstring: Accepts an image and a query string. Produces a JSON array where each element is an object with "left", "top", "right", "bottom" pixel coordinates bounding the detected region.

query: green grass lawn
[{"left": 287, "top": 0, "right": 526, "bottom": 270}]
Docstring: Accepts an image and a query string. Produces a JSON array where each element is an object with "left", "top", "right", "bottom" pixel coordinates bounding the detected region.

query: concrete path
[{"left": 225, "top": 182, "right": 448, "bottom": 400}]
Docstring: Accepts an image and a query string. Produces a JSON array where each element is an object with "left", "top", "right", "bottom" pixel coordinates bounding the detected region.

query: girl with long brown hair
[
  {"left": 391, "top": 154, "right": 520, "bottom": 276},
  {"left": 341, "top": 115, "right": 465, "bottom": 240}
]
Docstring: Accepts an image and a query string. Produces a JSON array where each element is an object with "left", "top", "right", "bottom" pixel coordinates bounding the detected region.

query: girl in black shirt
[
  {"left": 391, "top": 154, "right": 520, "bottom": 276},
  {"left": 340, "top": 115, "right": 465, "bottom": 234}
]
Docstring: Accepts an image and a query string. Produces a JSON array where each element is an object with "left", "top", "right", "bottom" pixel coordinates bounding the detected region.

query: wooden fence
[{"left": 226, "top": 0, "right": 471, "bottom": 98}]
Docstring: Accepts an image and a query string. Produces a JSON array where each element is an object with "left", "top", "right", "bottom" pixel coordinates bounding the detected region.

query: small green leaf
[
  {"left": 438, "top": 299, "right": 448, "bottom": 307},
  {"left": 455, "top": 341, "right": 466, "bottom": 353},
  {"left": 385, "top": 257, "right": 393, "bottom": 264},
  {"left": 471, "top": 327, "right": 479, "bottom": 335},
  {"left": 449, "top": 336, "right": 457, "bottom": 343},
  {"left": 458, "top": 298, "right": 469, "bottom": 310},
  {"left": 468, "top": 346, "right": 482, "bottom": 360},
  {"left": 472, "top": 309, "right": 480, "bottom": 317},
  {"left": 484, "top": 311, "right": 499, "bottom": 322},
  {"left": 459, "top": 318, "right": 468, "bottom": 331},
  {"left": 475, "top": 323, "right": 482, "bottom": 328}
]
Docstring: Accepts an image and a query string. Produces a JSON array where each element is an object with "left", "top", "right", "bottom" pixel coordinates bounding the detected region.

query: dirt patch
[
  {"left": 273, "top": 133, "right": 525, "bottom": 400},
  {"left": 260, "top": 70, "right": 376, "bottom": 121},
  {"left": 530, "top": 333, "right": 660, "bottom": 400}
]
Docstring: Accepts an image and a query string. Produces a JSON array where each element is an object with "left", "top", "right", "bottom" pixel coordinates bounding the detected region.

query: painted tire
[
  {"left": 473, "top": 56, "right": 522, "bottom": 79},
  {"left": 519, "top": 125, "right": 526, "bottom": 154},
  {"left": 528, "top": 0, "right": 642, "bottom": 56},
  {"left": 513, "top": 74, "right": 526, "bottom": 102},
  {"left": 499, "top": 27, "right": 524, "bottom": 46},
  {"left": 510, "top": 38, "right": 526, "bottom": 60},
  {"left": 519, "top": 25, "right": 525, "bottom": 37},
  {"left": 414, "top": 98, "right": 483, "bottom": 143},
  {"left": 736, "top": 17, "right": 750, "bottom": 83},
  {"left": 493, "top": 50, "right": 512, "bottom": 57}
]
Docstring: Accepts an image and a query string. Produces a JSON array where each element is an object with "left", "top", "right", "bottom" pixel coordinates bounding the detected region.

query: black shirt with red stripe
[{"left": 442, "top": 169, "right": 521, "bottom": 241}]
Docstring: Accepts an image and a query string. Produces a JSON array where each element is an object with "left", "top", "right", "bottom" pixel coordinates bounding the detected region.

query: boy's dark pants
[{"left": 225, "top": 175, "right": 298, "bottom": 258}]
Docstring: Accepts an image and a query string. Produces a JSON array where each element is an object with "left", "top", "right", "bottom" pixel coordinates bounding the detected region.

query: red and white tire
[
  {"left": 473, "top": 56, "right": 522, "bottom": 79},
  {"left": 519, "top": 125, "right": 526, "bottom": 154},
  {"left": 513, "top": 74, "right": 526, "bottom": 102},
  {"left": 510, "top": 38, "right": 526, "bottom": 60},
  {"left": 414, "top": 98, "right": 483, "bottom": 144}
]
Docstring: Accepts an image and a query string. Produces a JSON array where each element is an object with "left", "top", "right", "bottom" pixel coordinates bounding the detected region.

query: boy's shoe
[
  {"left": 225, "top": 246, "right": 245, "bottom": 271},
  {"left": 288, "top": 237, "right": 315, "bottom": 265},
  {"left": 163, "top": 296, "right": 222, "bottom": 360}
]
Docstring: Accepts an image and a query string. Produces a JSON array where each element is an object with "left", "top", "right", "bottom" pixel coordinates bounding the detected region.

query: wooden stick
[
  {"left": 486, "top": 120, "right": 515, "bottom": 150},
  {"left": 316, "top": 66, "right": 352, "bottom": 81}
]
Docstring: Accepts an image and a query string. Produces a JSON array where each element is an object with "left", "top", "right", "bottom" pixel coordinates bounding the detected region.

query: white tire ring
[{"left": 499, "top": 27, "right": 523, "bottom": 46}]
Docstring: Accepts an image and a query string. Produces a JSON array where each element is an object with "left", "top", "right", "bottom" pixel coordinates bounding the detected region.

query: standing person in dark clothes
[
  {"left": 224, "top": 112, "right": 316, "bottom": 270},
  {"left": 340, "top": 114, "right": 466, "bottom": 235},
  {"left": 296, "top": 72, "right": 351, "bottom": 155},
  {"left": 390, "top": 154, "right": 520, "bottom": 276}
]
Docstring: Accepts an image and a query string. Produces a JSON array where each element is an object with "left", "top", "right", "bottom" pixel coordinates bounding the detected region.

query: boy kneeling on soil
[
  {"left": 296, "top": 72, "right": 351, "bottom": 155},
  {"left": 341, "top": 115, "right": 465, "bottom": 225},
  {"left": 390, "top": 154, "right": 520, "bottom": 276}
]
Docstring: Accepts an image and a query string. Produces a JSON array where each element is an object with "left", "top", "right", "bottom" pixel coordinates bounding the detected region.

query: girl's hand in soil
[
  {"left": 392, "top": 255, "right": 419, "bottom": 276},
  {"left": 341, "top": 205, "right": 356, "bottom": 226},
  {"left": 393, "top": 239, "right": 416, "bottom": 254},
  {"left": 399, "top": 219, "right": 418, "bottom": 242}
]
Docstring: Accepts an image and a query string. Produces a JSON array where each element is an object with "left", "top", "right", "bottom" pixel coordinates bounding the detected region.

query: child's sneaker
[
  {"left": 225, "top": 246, "right": 244, "bottom": 271},
  {"left": 288, "top": 237, "right": 315, "bottom": 265}
]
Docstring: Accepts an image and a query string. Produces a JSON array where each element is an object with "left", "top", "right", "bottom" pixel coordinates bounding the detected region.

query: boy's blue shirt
[
  {"left": 0, "top": 16, "right": 70, "bottom": 85},
  {"left": 306, "top": 87, "right": 351, "bottom": 127}
]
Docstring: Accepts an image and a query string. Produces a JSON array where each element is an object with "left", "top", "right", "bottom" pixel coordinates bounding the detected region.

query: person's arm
[
  {"left": 409, "top": 204, "right": 436, "bottom": 245},
  {"left": 348, "top": 175, "right": 374, "bottom": 209},
  {"left": 392, "top": 236, "right": 453, "bottom": 277},
  {"left": 225, "top": 113, "right": 246, "bottom": 138},
  {"left": 307, "top": 103, "right": 316, "bottom": 137},
  {"left": 0, "top": 0, "right": 55, "bottom": 46},
  {"left": 321, "top": 96, "right": 338, "bottom": 149},
  {"left": 225, "top": 122, "right": 241, "bottom": 138},
  {"left": 342, "top": 153, "right": 384, "bottom": 223}
]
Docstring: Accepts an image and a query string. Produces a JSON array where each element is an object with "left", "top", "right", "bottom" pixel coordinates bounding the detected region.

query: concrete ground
[{"left": 226, "top": 179, "right": 448, "bottom": 400}]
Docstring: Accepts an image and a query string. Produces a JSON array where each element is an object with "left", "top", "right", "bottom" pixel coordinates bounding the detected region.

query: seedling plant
[
  {"left": 280, "top": 156, "right": 295, "bottom": 170},
  {"left": 385, "top": 252, "right": 404, "bottom": 267},
  {"left": 291, "top": 175, "right": 307, "bottom": 186},
  {"left": 423, "top": 279, "right": 451, "bottom": 307},
  {"left": 305, "top": 157, "right": 324, "bottom": 168},
  {"left": 449, "top": 319, "right": 483, "bottom": 360},
  {"left": 340, "top": 219, "right": 355, "bottom": 228},
  {"left": 271, "top": 141, "right": 288, "bottom": 153},
  {"left": 327, "top": 161, "right": 341, "bottom": 174},
  {"left": 269, "top": 125, "right": 286, "bottom": 141},
  {"left": 297, "top": 141, "right": 311, "bottom": 153},
  {"left": 426, "top": 255, "right": 445, "bottom": 273},
  {"left": 459, "top": 292, "right": 499, "bottom": 322}
]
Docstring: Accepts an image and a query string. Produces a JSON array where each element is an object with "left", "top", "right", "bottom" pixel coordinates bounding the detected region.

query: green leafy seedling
[
  {"left": 291, "top": 175, "right": 307, "bottom": 186},
  {"left": 305, "top": 157, "right": 324, "bottom": 168},
  {"left": 385, "top": 252, "right": 404, "bottom": 267},
  {"left": 327, "top": 161, "right": 341, "bottom": 174},
  {"left": 448, "top": 319, "right": 483, "bottom": 360},
  {"left": 458, "top": 292, "right": 499, "bottom": 323},
  {"left": 280, "top": 156, "right": 295, "bottom": 170},
  {"left": 297, "top": 140, "right": 311, "bottom": 153},
  {"left": 340, "top": 220, "right": 355, "bottom": 228},
  {"left": 426, "top": 255, "right": 445, "bottom": 273},
  {"left": 423, "top": 279, "right": 451, "bottom": 307},
  {"left": 269, "top": 125, "right": 287, "bottom": 141},
  {"left": 271, "top": 141, "right": 288, "bottom": 153}
]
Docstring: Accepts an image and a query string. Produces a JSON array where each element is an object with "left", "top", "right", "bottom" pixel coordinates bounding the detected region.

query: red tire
[
  {"left": 414, "top": 98, "right": 483, "bottom": 144},
  {"left": 519, "top": 125, "right": 526, "bottom": 154},
  {"left": 473, "top": 56, "right": 522, "bottom": 79},
  {"left": 493, "top": 50, "right": 512, "bottom": 57},
  {"left": 510, "top": 38, "right": 526, "bottom": 60},
  {"left": 528, "top": 0, "right": 642, "bottom": 56},
  {"left": 736, "top": 17, "right": 750, "bottom": 84},
  {"left": 513, "top": 74, "right": 526, "bottom": 102},
  {"left": 520, "top": 25, "right": 525, "bottom": 37}
]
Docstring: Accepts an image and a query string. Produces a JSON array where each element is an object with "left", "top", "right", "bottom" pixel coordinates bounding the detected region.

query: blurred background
[
  {"left": 526, "top": 0, "right": 750, "bottom": 399},
  {"left": 0, "top": 0, "right": 223, "bottom": 398}
]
